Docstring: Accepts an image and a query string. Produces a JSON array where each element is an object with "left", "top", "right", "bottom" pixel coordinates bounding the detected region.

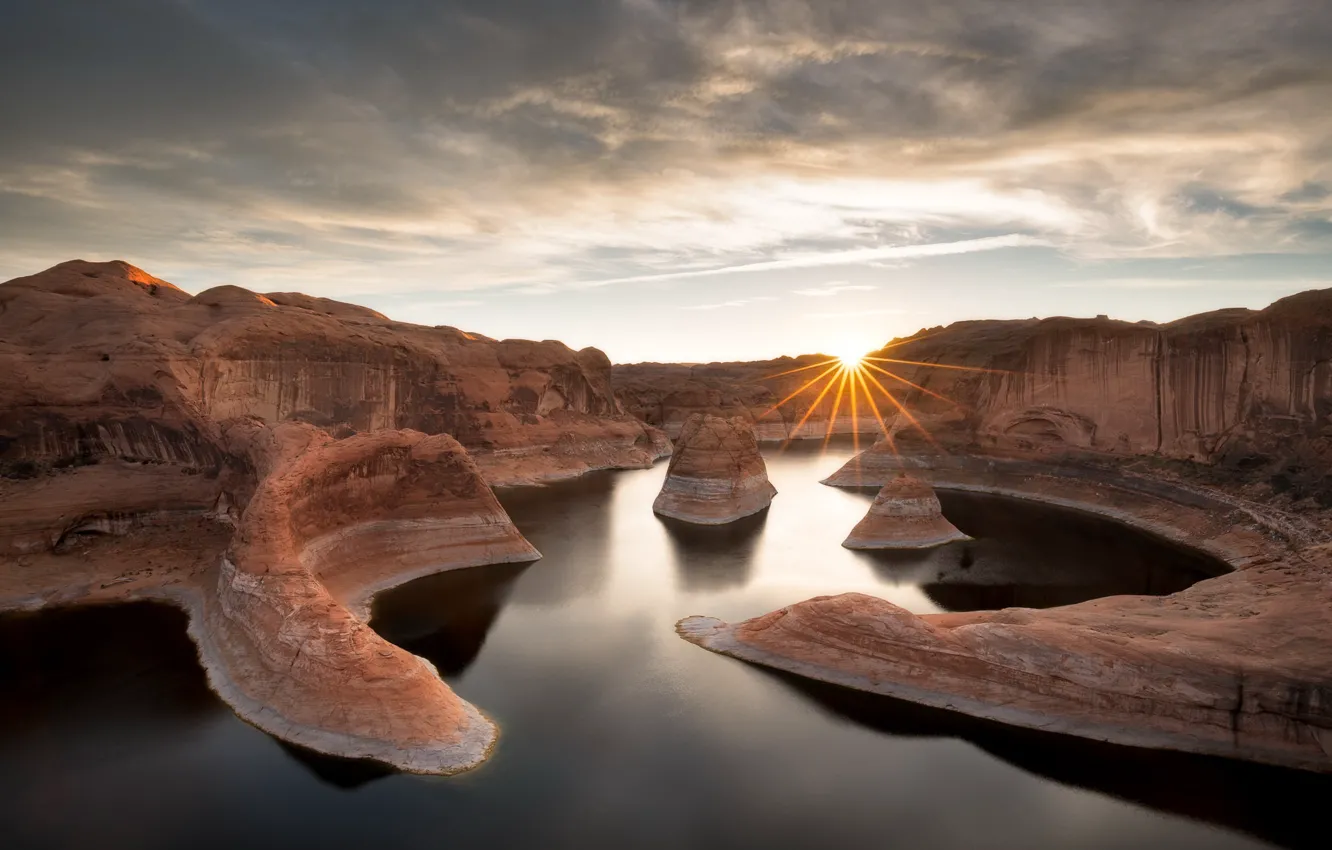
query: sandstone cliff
[
  {"left": 0, "top": 259, "right": 668, "bottom": 773},
  {"left": 617, "top": 289, "right": 1332, "bottom": 505},
  {"left": 0, "top": 259, "right": 668, "bottom": 557}
]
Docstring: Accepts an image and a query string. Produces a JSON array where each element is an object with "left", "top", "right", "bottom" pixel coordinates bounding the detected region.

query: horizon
[
  {"left": 4, "top": 1, "right": 1331, "bottom": 362},
  {"left": 8, "top": 255, "right": 1322, "bottom": 366}
]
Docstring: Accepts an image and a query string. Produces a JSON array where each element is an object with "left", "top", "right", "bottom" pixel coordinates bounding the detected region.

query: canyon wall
[
  {"left": 0, "top": 260, "right": 667, "bottom": 555},
  {"left": 616, "top": 289, "right": 1332, "bottom": 501}
]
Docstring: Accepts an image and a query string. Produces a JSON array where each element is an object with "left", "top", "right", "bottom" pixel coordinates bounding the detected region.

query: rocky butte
[
  {"left": 842, "top": 475, "right": 970, "bottom": 550},
  {"left": 0, "top": 259, "right": 669, "bottom": 773},
  {"left": 652, "top": 413, "right": 777, "bottom": 524},
  {"left": 671, "top": 289, "right": 1332, "bottom": 774}
]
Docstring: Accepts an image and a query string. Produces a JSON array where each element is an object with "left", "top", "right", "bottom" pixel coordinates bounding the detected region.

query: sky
[{"left": 3, "top": 0, "right": 1332, "bottom": 363}]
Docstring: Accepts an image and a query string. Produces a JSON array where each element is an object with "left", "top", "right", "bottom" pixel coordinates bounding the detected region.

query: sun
[{"left": 837, "top": 351, "right": 865, "bottom": 370}]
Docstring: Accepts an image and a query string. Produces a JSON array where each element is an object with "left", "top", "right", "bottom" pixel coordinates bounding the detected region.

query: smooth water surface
[{"left": 2, "top": 440, "right": 1325, "bottom": 850}]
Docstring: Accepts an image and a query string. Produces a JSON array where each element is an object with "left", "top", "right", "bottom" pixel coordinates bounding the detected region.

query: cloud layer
[{"left": 2, "top": 1, "right": 1331, "bottom": 357}]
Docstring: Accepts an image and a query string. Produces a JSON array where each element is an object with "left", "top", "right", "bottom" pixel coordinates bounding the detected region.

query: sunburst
[{"left": 759, "top": 340, "right": 1006, "bottom": 455}]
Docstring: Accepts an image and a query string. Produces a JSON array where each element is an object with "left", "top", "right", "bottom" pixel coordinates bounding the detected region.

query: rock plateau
[
  {"left": 653, "top": 414, "right": 777, "bottom": 524},
  {"left": 842, "top": 475, "right": 970, "bottom": 549}
]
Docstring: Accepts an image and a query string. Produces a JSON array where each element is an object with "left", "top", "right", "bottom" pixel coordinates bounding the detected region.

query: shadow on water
[
  {"left": 0, "top": 603, "right": 222, "bottom": 734},
  {"left": 659, "top": 509, "right": 768, "bottom": 592},
  {"left": 852, "top": 491, "right": 1228, "bottom": 612},
  {"left": 369, "top": 561, "right": 533, "bottom": 678},
  {"left": 762, "top": 668, "right": 1332, "bottom": 850},
  {"left": 495, "top": 471, "right": 618, "bottom": 605},
  {"left": 274, "top": 741, "right": 397, "bottom": 790}
]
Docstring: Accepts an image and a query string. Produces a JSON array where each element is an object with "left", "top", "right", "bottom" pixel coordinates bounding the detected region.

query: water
[{"left": 2, "top": 440, "right": 1325, "bottom": 850}]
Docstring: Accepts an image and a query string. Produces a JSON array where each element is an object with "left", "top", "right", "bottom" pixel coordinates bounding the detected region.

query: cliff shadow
[
  {"left": 759, "top": 667, "right": 1332, "bottom": 850},
  {"left": 659, "top": 509, "right": 768, "bottom": 593},
  {"left": 848, "top": 492, "right": 1232, "bottom": 612},
  {"left": 273, "top": 740, "right": 397, "bottom": 790},
  {"left": 369, "top": 561, "right": 532, "bottom": 678}
]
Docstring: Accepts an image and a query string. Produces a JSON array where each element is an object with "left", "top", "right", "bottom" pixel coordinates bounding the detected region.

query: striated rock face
[
  {"left": 618, "top": 289, "right": 1332, "bottom": 505},
  {"left": 842, "top": 475, "right": 970, "bottom": 549},
  {"left": 653, "top": 414, "right": 776, "bottom": 524},
  {"left": 0, "top": 259, "right": 668, "bottom": 774},
  {"left": 199, "top": 425, "right": 539, "bottom": 773},
  {"left": 681, "top": 454, "right": 1332, "bottom": 774},
  {"left": 0, "top": 260, "right": 668, "bottom": 558}
]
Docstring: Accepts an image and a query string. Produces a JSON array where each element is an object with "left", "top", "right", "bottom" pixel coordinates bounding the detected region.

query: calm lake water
[{"left": 2, "top": 439, "right": 1326, "bottom": 850}]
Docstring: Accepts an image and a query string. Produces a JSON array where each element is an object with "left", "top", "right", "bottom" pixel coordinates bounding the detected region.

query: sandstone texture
[
  {"left": 653, "top": 414, "right": 777, "bottom": 524},
  {"left": 0, "top": 259, "right": 669, "bottom": 773},
  {"left": 842, "top": 475, "right": 970, "bottom": 549}
]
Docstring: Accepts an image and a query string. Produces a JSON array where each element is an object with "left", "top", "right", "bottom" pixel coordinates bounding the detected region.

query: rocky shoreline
[{"left": 680, "top": 447, "right": 1332, "bottom": 774}]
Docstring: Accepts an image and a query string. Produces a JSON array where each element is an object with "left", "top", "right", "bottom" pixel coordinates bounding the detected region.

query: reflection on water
[
  {"left": 768, "top": 670, "right": 1331, "bottom": 850},
  {"left": 0, "top": 437, "right": 1316, "bottom": 850},
  {"left": 660, "top": 510, "right": 768, "bottom": 592}
]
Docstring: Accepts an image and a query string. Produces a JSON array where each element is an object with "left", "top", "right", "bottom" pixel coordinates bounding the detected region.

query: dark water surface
[{"left": 2, "top": 440, "right": 1326, "bottom": 850}]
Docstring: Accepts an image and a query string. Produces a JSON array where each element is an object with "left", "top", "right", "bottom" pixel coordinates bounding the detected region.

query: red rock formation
[
  {"left": 0, "top": 259, "right": 667, "bottom": 773},
  {"left": 842, "top": 475, "right": 969, "bottom": 549},
  {"left": 681, "top": 453, "right": 1332, "bottom": 774},
  {"left": 653, "top": 414, "right": 776, "bottom": 524},
  {"left": 0, "top": 260, "right": 667, "bottom": 557},
  {"left": 618, "top": 289, "right": 1332, "bottom": 503}
]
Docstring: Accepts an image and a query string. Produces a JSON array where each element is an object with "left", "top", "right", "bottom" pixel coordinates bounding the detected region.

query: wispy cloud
[
  {"left": 1050, "top": 278, "right": 1331, "bottom": 290},
  {"left": 810, "top": 308, "right": 908, "bottom": 319},
  {"left": 792, "top": 282, "right": 877, "bottom": 297},
  {"left": 569, "top": 235, "right": 1048, "bottom": 290},
  {"left": 682, "top": 296, "right": 778, "bottom": 311}
]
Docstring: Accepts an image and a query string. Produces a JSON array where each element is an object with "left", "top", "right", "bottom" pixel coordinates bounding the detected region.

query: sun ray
[
  {"left": 759, "top": 363, "right": 841, "bottom": 419},
  {"left": 849, "top": 365, "right": 861, "bottom": 455},
  {"left": 865, "top": 356, "right": 1010, "bottom": 375},
  {"left": 853, "top": 369, "right": 900, "bottom": 463},
  {"left": 864, "top": 362, "right": 963, "bottom": 409},
  {"left": 761, "top": 358, "right": 841, "bottom": 380},
  {"left": 822, "top": 368, "right": 851, "bottom": 448},
  {"left": 861, "top": 368, "right": 943, "bottom": 450},
  {"left": 781, "top": 367, "right": 843, "bottom": 451}
]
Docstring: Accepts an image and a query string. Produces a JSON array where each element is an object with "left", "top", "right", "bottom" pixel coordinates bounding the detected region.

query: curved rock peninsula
[
  {"left": 682, "top": 448, "right": 1332, "bottom": 774},
  {"left": 0, "top": 259, "right": 668, "bottom": 773},
  {"left": 842, "top": 475, "right": 969, "bottom": 549},
  {"left": 653, "top": 414, "right": 776, "bottom": 524}
]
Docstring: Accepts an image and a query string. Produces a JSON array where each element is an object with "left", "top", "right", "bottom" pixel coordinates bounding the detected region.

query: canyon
[
  {"left": 4, "top": 258, "right": 1332, "bottom": 777},
  {"left": 667, "top": 292, "right": 1332, "bottom": 774},
  {"left": 0, "top": 259, "right": 668, "bottom": 773}
]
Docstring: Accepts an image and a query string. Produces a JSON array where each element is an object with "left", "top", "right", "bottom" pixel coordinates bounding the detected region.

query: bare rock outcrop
[
  {"left": 0, "top": 259, "right": 668, "bottom": 774},
  {"left": 197, "top": 425, "right": 539, "bottom": 773},
  {"left": 653, "top": 414, "right": 776, "bottom": 524},
  {"left": 681, "top": 454, "right": 1332, "bottom": 774},
  {"left": 842, "top": 475, "right": 970, "bottom": 549},
  {"left": 618, "top": 289, "right": 1332, "bottom": 503}
]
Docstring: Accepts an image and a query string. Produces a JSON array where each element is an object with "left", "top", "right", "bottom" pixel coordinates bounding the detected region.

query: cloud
[
  {"left": 682, "top": 296, "right": 778, "bottom": 310},
  {"left": 810, "top": 308, "right": 908, "bottom": 319},
  {"left": 2, "top": 0, "right": 1332, "bottom": 295},
  {"left": 792, "top": 282, "right": 877, "bottom": 297},
  {"left": 568, "top": 235, "right": 1048, "bottom": 290}
]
